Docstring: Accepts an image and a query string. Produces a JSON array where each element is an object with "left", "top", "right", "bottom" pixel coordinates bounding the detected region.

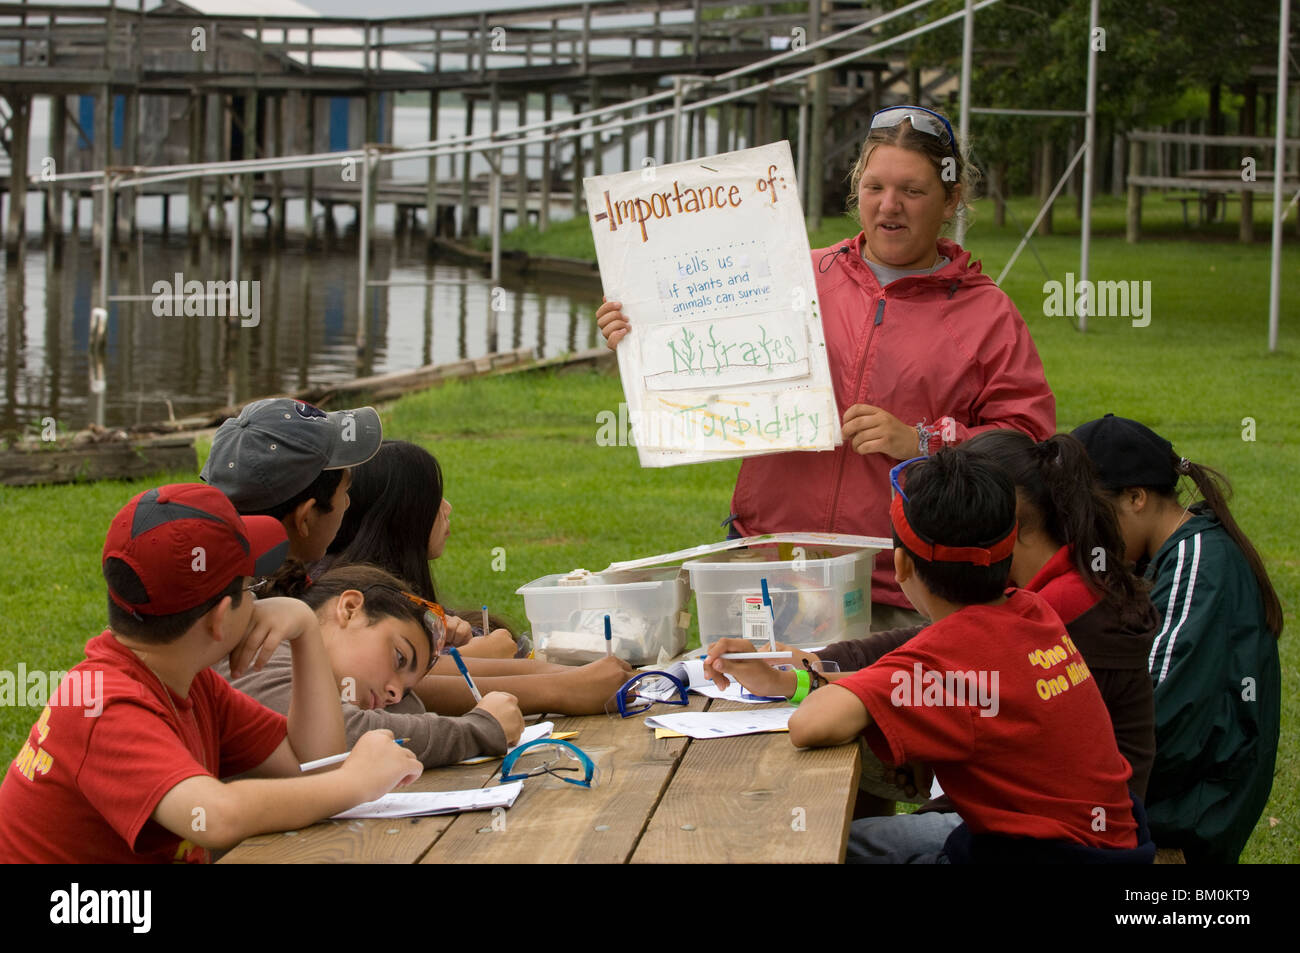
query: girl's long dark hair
[
  {"left": 328, "top": 440, "right": 443, "bottom": 603},
  {"left": 1158, "top": 457, "right": 1284, "bottom": 638},
  {"left": 269, "top": 561, "right": 437, "bottom": 658},
  {"left": 963, "top": 430, "right": 1149, "bottom": 627}
]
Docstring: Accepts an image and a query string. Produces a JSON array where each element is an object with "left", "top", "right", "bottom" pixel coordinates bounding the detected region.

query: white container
[
  {"left": 684, "top": 543, "right": 877, "bottom": 647},
  {"left": 516, "top": 567, "right": 690, "bottom": 666}
]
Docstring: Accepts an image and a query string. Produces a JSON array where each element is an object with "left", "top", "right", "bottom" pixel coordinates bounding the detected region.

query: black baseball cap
[
  {"left": 1070, "top": 414, "right": 1177, "bottom": 490},
  {"left": 201, "top": 399, "right": 382, "bottom": 512}
]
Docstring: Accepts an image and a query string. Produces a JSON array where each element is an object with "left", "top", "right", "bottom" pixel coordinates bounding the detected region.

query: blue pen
[
  {"left": 604, "top": 614, "right": 613, "bottom": 658},
  {"left": 760, "top": 578, "right": 777, "bottom": 651},
  {"left": 448, "top": 646, "right": 483, "bottom": 702}
]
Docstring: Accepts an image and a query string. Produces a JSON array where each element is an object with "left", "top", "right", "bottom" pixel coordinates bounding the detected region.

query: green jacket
[{"left": 1143, "top": 508, "right": 1280, "bottom": 863}]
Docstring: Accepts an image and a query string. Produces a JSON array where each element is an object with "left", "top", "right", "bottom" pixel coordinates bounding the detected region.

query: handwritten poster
[{"left": 585, "top": 142, "right": 840, "bottom": 467}]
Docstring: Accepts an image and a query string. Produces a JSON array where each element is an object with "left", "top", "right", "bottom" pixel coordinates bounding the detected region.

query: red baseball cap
[{"left": 102, "top": 484, "right": 290, "bottom": 616}]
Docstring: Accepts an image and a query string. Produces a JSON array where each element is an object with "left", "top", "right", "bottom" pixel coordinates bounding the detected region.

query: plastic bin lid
[{"left": 603, "top": 532, "right": 892, "bottom": 574}]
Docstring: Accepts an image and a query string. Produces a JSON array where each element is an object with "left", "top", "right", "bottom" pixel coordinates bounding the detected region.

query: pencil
[{"left": 299, "top": 738, "right": 411, "bottom": 772}]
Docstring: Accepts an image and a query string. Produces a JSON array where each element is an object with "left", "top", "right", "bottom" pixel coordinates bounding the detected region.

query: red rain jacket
[{"left": 728, "top": 234, "right": 1056, "bottom": 609}]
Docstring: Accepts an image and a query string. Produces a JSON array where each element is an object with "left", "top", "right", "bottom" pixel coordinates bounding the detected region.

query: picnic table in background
[{"left": 220, "top": 696, "right": 861, "bottom": 864}]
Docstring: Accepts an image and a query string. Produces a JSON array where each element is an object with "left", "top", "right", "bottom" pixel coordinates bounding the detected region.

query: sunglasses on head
[
  {"left": 362, "top": 584, "right": 445, "bottom": 671},
  {"left": 870, "top": 105, "right": 957, "bottom": 160}
]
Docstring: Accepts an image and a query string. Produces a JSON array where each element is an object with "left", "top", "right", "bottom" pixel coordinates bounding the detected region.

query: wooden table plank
[
  {"left": 630, "top": 700, "right": 861, "bottom": 864},
  {"left": 218, "top": 760, "right": 501, "bottom": 864},
  {"left": 419, "top": 697, "right": 707, "bottom": 864}
]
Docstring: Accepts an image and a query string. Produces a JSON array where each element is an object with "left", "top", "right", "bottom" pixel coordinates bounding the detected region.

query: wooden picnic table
[{"left": 219, "top": 695, "right": 862, "bottom": 864}]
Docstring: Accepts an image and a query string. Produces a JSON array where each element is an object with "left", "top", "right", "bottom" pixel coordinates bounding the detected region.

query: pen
[
  {"left": 760, "top": 578, "right": 777, "bottom": 651},
  {"left": 299, "top": 737, "right": 411, "bottom": 772},
  {"left": 482, "top": 604, "right": 489, "bottom": 637},
  {"left": 721, "top": 651, "right": 793, "bottom": 659},
  {"left": 604, "top": 614, "right": 613, "bottom": 658},
  {"left": 448, "top": 646, "right": 483, "bottom": 703}
]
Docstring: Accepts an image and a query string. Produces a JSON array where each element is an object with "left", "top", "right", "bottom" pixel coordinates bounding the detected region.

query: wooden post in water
[
  {"left": 212, "top": 94, "right": 227, "bottom": 239},
  {"left": 188, "top": 91, "right": 204, "bottom": 246},
  {"left": 427, "top": 90, "right": 439, "bottom": 249},
  {"left": 539, "top": 92, "right": 552, "bottom": 232},
  {"left": 273, "top": 94, "right": 285, "bottom": 245},
  {"left": 489, "top": 82, "right": 501, "bottom": 235},
  {"left": 242, "top": 90, "right": 256, "bottom": 235},
  {"left": 48, "top": 94, "right": 67, "bottom": 239},
  {"left": 460, "top": 95, "right": 475, "bottom": 237},
  {"left": 304, "top": 92, "right": 316, "bottom": 245},
  {"left": 571, "top": 92, "right": 584, "bottom": 216},
  {"left": 517, "top": 93, "right": 528, "bottom": 229},
  {"left": 122, "top": 91, "right": 138, "bottom": 237},
  {"left": 588, "top": 79, "right": 601, "bottom": 178},
  {"left": 365, "top": 91, "right": 380, "bottom": 242},
  {"left": 718, "top": 83, "right": 731, "bottom": 154},
  {"left": 357, "top": 145, "right": 372, "bottom": 353},
  {"left": 645, "top": 88, "right": 657, "bottom": 163},
  {"left": 4, "top": 93, "right": 30, "bottom": 259},
  {"left": 92, "top": 87, "right": 109, "bottom": 247}
]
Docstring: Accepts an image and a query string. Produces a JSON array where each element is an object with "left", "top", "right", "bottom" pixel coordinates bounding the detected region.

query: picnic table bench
[{"left": 220, "top": 695, "right": 862, "bottom": 864}]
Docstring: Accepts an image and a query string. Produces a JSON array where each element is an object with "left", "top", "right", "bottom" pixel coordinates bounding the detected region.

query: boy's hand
[
  {"left": 895, "top": 761, "right": 935, "bottom": 801},
  {"left": 343, "top": 729, "right": 423, "bottom": 802},
  {"left": 229, "top": 596, "right": 319, "bottom": 679},
  {"left": 558, "top": 655, "right": 636, "bottom": 714},
  {"left": 772, "top": 641, "right": 824, "bottom": 671},
  {"left": 703, "top": 639, "right": 796, "bottom": 697},
  {"left": 596, "top": 297, "right": 630, "bottom": 349},
  {"left": 475, "top": 691, "right": 525, "bottom": 746},
  {"left": 441, "top": 615, "right": 474, "bottom": 648},
  {"left": 842, "top": 403, "right": 915, "bottom": 461}
]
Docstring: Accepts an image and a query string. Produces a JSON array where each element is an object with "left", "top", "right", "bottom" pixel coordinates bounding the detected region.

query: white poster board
[{"left": 584, "top": 142, "right": 840, "bottom": 467}]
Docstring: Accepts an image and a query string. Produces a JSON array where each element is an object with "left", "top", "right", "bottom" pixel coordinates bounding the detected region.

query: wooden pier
[{"left": 0, "top": 1, "right": 947, "bottom": 254}]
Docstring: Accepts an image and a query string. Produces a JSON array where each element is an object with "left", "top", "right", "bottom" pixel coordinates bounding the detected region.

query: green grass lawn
[{"left": 2, "top": 193, "right": 1297, "bottom": 862}]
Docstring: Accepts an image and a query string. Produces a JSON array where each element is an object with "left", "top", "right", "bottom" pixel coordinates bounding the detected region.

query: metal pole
[
  {"left": 1078, "top": 0, "right": 1099, "bottom": 332},
  {"left": 1268, "top": 0, "right": 1290, "bottom": 353},
  {"left": 357, "top": 146, "right": 371, "bottom": 350},
  {"left": 955, "top": 0, "right": 974, "bottom": 245}
]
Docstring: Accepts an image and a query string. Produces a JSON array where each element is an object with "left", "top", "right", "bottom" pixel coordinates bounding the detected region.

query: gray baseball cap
[{"left": 201, "top": 398, "right": 383, "bottom": 512}]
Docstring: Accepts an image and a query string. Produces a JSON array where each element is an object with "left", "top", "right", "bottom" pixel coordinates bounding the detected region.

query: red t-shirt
[
  {"left": 1025, "top": 544, "right": 1099, "bottom": 625},
  {"left": 0, "top": 632, "right": 287, "bottom": 863},
  {"left": 837, "top": 589, "right": 1137, "bottom": 848}
]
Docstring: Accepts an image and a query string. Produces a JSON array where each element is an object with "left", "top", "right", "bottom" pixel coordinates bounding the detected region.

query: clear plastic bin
[
  {"left": 516, "top": 567, "right": 690, "bottom": 666},
  {"left": 684, "top": 543, "right": 876, "bottom": 647}
]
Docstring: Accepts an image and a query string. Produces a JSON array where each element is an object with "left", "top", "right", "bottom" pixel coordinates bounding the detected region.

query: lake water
[{"left": 0, "top": 234, "right": 604, "bottom": 436}]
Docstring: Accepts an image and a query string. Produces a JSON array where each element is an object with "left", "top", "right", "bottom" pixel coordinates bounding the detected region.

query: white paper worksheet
[
  {"left": 331, "top": 781, "right": 523, "bottom": 820},
  {"left": 644, "top": 707, "right": 796, "bottom": 739}
]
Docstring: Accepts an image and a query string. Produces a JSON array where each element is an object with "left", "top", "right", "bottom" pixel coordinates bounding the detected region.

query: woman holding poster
[{"left": 598, "top": 106, "right": 1056, "bottom": 627}]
